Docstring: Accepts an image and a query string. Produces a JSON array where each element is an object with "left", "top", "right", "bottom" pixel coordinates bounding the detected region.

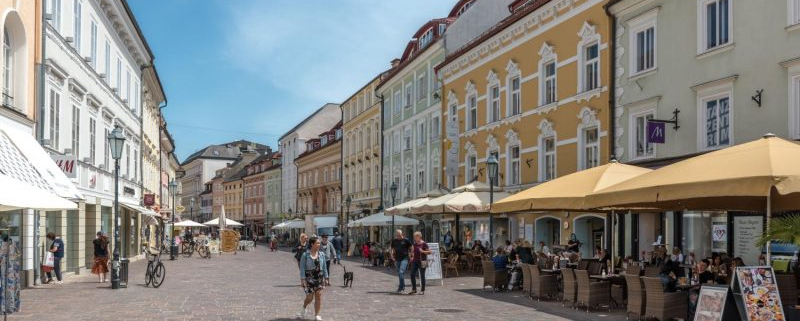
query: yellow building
[
  {"left": 342, "top": 73, "right": 385, "bottom": 233},
  {"left": 221, "top": 150, "right": 262, "bottom": 221},
  {"left": 437, "top": 0, "right": 611, "bottom": 254},
  {"left": 296, "top": 123, "right": 342, "bottom": 235}
]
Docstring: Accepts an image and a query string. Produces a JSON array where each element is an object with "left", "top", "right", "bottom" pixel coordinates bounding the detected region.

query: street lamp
[
  {"left": 486, "top": 154, "right": 499, "bottom": 252},
  {"left": 107, "top": 126, "right": 125, "bottom": 290},
  {"left": 190, "top": 197, "right": 195, "bottom": 235},
  {"left": 345, "top": 195, "right": 352, "bottom": 250},
  {"left": 169, "top": 178, "right": 178, "bottom": 260},
  {"left": 389, "top": 182, "right": 398, "bottom": 236}
]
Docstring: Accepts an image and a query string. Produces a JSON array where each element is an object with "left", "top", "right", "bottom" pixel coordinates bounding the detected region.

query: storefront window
[
  {"left": 0, "top": 210, "right": 22, "bottom": 243},
  {"left": 682, "top": 211, "right": 727, "bottom": 260}
]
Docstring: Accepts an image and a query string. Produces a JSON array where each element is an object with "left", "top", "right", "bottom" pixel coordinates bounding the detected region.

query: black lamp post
[
  {"left": 345, "top": 195, "right": 351, "bottom": 250},
  {"left": 169, "top": 178, "right": 178, "bottom": 260},
  {"left": 487, "top": 154, "right": 499, "bottom": 252},
  {"left": 107, "top": 126, "right": 125, "bottom": 290},
  {"left": 389, "top": 182, "right": 398, "bottom": 236},
  {"left": 190, "top": 197, "right": 195, "bottom": 235}
]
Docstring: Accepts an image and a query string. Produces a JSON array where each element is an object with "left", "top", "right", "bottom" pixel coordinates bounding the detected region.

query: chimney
[{"left": 391, "top": 58, "right": 400, "bottom": 68}]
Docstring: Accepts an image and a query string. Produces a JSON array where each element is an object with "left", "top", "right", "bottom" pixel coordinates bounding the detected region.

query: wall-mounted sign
[
  {"left": 144, "top": 194, "right": 155, "bottom": 206},
  {"left": 646, "top": 121, "right": 666, "bottom": 144},
  {"left": 52, "top": 154, "right": 77, "bottom": 178},
  {"left": 123, "top": 186, "right": 135, "bottom": 196}
]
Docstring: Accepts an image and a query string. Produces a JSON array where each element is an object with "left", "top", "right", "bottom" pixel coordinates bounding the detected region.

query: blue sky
[{"left": 128, "top": 0, "right": 456, "bottom": 161}]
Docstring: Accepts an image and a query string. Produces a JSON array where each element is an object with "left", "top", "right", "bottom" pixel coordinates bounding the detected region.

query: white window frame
[
  {"left": 467, "top": 94, "right": 477, "bottom": 130},
  {"left": 89, "top": 117, "right": 96, "bottom": 164},
  {"left": 403, "top": 127, "right": 411, "bottom": 151},
  {"left": 430, "top": 116, "right": 440, "bottom": 141},
  {"left": 104, "top": 39, "right": 110, "bottom": 80},
  {"left": 73, "top": 0, "right": 82, "bottom": 52},
  {"left": 697, "top": 0, "right": 733, "bottom": 54},
  {"left": 629, "top": 107, "right": 657, "bottom": 160},
  {"left": 71, "top": 105, "right": 80, "bottom": 157},
  {"left": 579, "top": 127, "right": 599, "bottom": 170},
  {"left": 627, "top": 8, "right": 659, "bottom": 77},
  {"left": 393, "top": 131, "right": 401, "bottom": 154},
  {"left": 417, "top": 121, "right": 425, "bottom": 146},
  {"left": 488, "top": 85, "right": 500, "bottom": 123},
  {"left": 540, "top": 136, "right": 556, "bottom": 181},
  {"left": 695, "top": 79, "right": 734, "bottom": 151},
  {"left": 393, "top": 89, "right": 402, "bottom": 114},
  {"left": 580, "top": 42, "right": 600, "bottom": 92},
  {"left": 405, "top": 83, "right": 413, "bottom": 107},
  {"left": 2, "top": 29, "right": 13, "bottom": 109},
  {"left": 508, "top": 76, "right": 521, "bottom": 116},
  {"left": 417, "top": 169, "right": 425, "bottom": 194},
  {"left": 466, "top": 154, "right": 477, "bottom": 182},
  {"left": 89, "top": 20, "right": 97, "bottom": 69},
  {"left": 791, "top": 0, "right": 800, "bottom": 27},
  {"left": 49, "top": 0, "right": 62, "bottom": 33},
  {"left": 509, "top": 145, "right": 520, "bottom": 186},
  {"left": 540, "top": 60, "right": 557, "bottom": 106},
  {"left": 416, "top": 73, "right": 427, "bottom": 101},
  {"left": 49, "top": 89, "right": 61, "bottom": 151},
  {"left": 790, "top": 72, "right": 800, "bottom": 140}
]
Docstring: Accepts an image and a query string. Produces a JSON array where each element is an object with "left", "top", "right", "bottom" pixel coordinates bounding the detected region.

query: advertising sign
[
  {"left": 646, "top": 121, "right": 666, "bottom": 144},
  {"left": 711, "top": 221, "right": 727, "bottom": 253},
  {"left": 733, "top": 216, "right": 763, "bottom": 265},
  {"left": 445, "top": 120, "right": 459, "bottom": 176},
  {"left": 144, "top": 194, "right": 155, "bottom": 206},
  {"left": 694, "top": 285, "right": 733, "bottom": 321},
  {"left": 731, "top": 266, "right": 786, "bottom": 321},
  {"left": 425, "top": 243, "right": 443, "bottom": 282},
  {"left": 52, "top": 154, "right": 77, "bottom": 178}
]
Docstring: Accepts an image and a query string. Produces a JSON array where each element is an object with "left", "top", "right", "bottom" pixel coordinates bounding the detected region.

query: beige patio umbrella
[
  {"left": 586, "top": 134, "right": 800, "bottom": 261},
  {"left": 490, "top": 161, "right": 652, "bottom": 213},
  {"left": 386, "top": 187, "right": 450, "bottom": 215},
  {"left": 414, "top": 181, "right": 510, "bottom": 214}
]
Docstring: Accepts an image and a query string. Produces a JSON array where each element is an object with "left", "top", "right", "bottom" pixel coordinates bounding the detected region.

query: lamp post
[
  {"left": 190, "top": 197, "right": 195, "bottom": 235},
  {"left": 389, "top": 182, "right": 398, "bottom": 237},
  {"left": 487, "top": 154, "right": 499, "bottom": 252},
  {"left": 107, "top": 126, "right": 125, "bottom": 290},
  {"left": 345, "top": 195, "right": 351, "bottom": 251},
  {"left": 169, "top": 179, "right": 178, "bottom": 260}
]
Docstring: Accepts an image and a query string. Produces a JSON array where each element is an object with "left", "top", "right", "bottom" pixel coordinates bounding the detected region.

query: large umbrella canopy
[
  {"left": 203, "top": 217, "right": 244, "bottom": 227},
  {"left": 0, "top": 175, "right": 77, "bottom": 211},
  {"left": 386, "top": 188, "right": 450, "bottom": 215},
  {"left": 586, "top": 134, "right": 800, "bottom": 212},
  {"left": 491, "top": 161, "right": 652, "bottom": 213},
  {"left": 174, "top": 220, "right": 207, "bottom": 227},
  {"left": 272, "top": 219, "right": 304, "bottom": 229},
  {"left": 347, "top": 212, "right": 419, "bottom": 227},
  {"left": 414, "top": 181, "right": 510, "bottom": 214}
]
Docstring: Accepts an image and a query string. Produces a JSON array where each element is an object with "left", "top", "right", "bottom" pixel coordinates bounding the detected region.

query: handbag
[{"left": 42, "top": 251, "right": 54, "bottom": 272}]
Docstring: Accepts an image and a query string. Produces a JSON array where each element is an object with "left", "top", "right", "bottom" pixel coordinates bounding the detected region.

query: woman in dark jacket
[{"left": 516, "top": 240, "right": 534, "bottom": 264}]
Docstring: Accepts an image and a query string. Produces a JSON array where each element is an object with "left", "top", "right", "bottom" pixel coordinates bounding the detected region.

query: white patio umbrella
[
  {"left": 174, "top": 220, "right": 207, "bottom": 227},
  {"left": 203, "top": 217, "right": 244, "bottom": 227},
  {"left": 348, "top": 212, "right": 418, "bottom": 227},
  {"left": 413, "top": 181, "right": 510, "bottom": 214}
]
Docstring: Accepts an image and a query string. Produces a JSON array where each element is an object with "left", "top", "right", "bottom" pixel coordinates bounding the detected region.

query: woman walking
[
  {"left": 409, "top": 231, "right": 431, "bottom": 295},
  {"left": 298, "top": 236, "right": 329, "bottom": 321},
  {"left": 91, "top": 232, "right": 110, "bottom": 282},
  {"left": 293, "top": 233, "right": 309, "bottom": 265}
]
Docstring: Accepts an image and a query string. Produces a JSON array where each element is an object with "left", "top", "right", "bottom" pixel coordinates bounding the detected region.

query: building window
[
  {"left": 89, "top": 20, "right": 97, "bottom": 69},
  {"left": 631, "top": 111, "right": 656, "bottom": 159},
  {"left": 71, "top": 106, "right": 80, "bottom": 156},
  {"left": 125, "top": 144, "right": 130, "bottom": 178},
  {"left": 430, "top": 116, "right": 440, "bottom": 141},
  {"left": 417, "top": 170, "right": 425, "bottom": 193},
  {"left": 703, "top": 96, "right": 731, "bottom": 148},
  {"left": 393, "top": 90, "right": 402, "bottom": 114},
  {"left": 467, "top": 94, "right": 477, "bottom": 130},
  {"left": 365, "top": 168, "right": 371, "bottom": 190},
  {"left": 582, "top": 44, "right": 599, "bottom": 92},
  {"left": 416, "top": 73, "right": 427, "bottom": 101},
  {"left": 432, "top": 163, "right": 440, "bottom": 188},
  {"left": 104, "top": 40, "right": 110, "bottom": 80},
  {"left": 2, "top": 30, "right": 13, "bottom": 109},
  {"left": 49, "top": 0, "right": 62, "bottom": 32},
  {"left": 791, "top": 75, "right": 800, "bottom": 139},
  {"left": 405, "top": 83, "right": 412, "bottom": 107},
  {"left": 403, "top": 128, "right": 411, "bottom": 151},
  {"left": 542, "top": 61, "right": 557, "bottom": 105},
  {"left": 489, "top": 85, "right": 500, "bottom": 123},
  {"left": 700, "top": 0, "right": 731, "bottom": 52},
  {"left": 73, "top": 0, "right": 81, "bottom": 52},
  {"left": 133, "top": 149, "right": 138, "bottom": 181},
  {"left": 542, "top": 137, "right": 556, "bottom": 181},
  {"left": 393, "top": 131, "right": 400, "bottom": 154},
  {"left": 509, "top": 146, "right": 520, "bottom": 185},
  {"left": 104, "top": 128, "right": 109, "bottom": 169},
  {"left": 467, "top": 155, "right": 477, "bottom": 182},
  {"left": 509, "top": 76, "right": 521, "bottom": 116},
  {"left": 629, "top": 9, "right": 658, "bottom": 75},
  {"left": 89, "top": 117, "right": 96, "bottom": 164},
  {"left": 419, "top": 29, "right": 434, "bottom": 49},
  {"left": 792, "top": 0, "right": 800, "bottom": 26},
  {"left": 125, "top": 70, "right": 131, "bottom": 104},
  {"left": 49, "top": 90, "right": 60, "bottom": 150},
  {"left": 581, "top": 127, "right": 599, "bottom": 170},
  {"left": 116, "top": 57, "right": 122, "bottom": 90},
  {"left": 405, "top": 173, "right": 412, "bottom": 198},
  {"left": 417, "top": 122, "right": 425, "bottom": 146}
]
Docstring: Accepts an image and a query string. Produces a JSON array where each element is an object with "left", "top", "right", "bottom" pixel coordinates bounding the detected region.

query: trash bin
[{"left": 120, "top": 258, "right": 130, "bottom": 288}]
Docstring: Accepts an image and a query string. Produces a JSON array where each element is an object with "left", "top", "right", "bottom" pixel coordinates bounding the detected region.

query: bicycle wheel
[
  {"left": 151, "top": 262, "right": 166, "bottom": 288},
  {"left": 197, "top": 245, "right": 209, "bottom": 258},
  {"left": 145, "top": 262, "right": 153, "bottom": 286}
]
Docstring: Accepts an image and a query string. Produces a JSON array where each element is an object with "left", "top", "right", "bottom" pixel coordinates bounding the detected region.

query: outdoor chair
[
  {"left": 641, "top": 276, "right": 688, "bottom": 321},
  {"left": 530, "top": 265, "right": 559, "bottom": 301},
  {"left": 481, "top": 261, "right": 507, "bottom": 292},
  {"left": 626, "top": 264, "right": 641, "bottom": 276},
  {"left": 577, "top": 260, "right": 590, "bottom": 270},
  {"left": 575, "top": 269, "right": 611, "bottom": 312},
  {"left": 776, "top": 274, "right": 798, "bottom": 309},
  {"left": 588, "top": 261, "right": 603, "bottom": 275},
  {"left": 625, "top": 275, "right": 645, "bottom": 320},
  {"left": 643, "top": 266, "right": 660, "bottom": 277},
  {"left": 444, "top": 254, "right": 459, "bottom": 278},
  {"left": 520, "top": 263, "right": 532, "bottom": 296},
  {"left": 561, "top": 268, "right": 577, "bottom": 309}
]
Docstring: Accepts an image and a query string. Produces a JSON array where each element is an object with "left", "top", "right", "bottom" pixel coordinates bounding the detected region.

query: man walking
[
  {"left": 331, "top": 232, "right": 343, "bottom": 264},
  {"left": 389, "top": 230, "right": 412, "bottom": 294},
  {"left": 320, "top": 234, "right": 335, "bottom": 281}
]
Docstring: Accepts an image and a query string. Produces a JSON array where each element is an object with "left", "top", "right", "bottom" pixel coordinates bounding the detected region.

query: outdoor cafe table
[{"left": 590, "top": 274, "right": 626, "bottom": 308}]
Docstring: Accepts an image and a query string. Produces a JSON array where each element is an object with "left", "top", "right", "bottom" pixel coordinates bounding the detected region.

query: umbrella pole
[{"left": 766, "top": 193, "right": 772, "bottom": 264}]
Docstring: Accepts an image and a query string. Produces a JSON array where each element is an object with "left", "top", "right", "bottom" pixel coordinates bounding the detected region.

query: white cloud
[{"left": 223, "top": 0, "right": 455, "bottom": 102}]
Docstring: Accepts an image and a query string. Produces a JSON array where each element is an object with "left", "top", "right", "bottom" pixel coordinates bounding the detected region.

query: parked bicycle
[
  {"left": 143, "top": 248, "right": 166, "bottom": 288},
  {"left": 181, "top": 239, "right": 195, "bottom": 257},
  {"left": 181, "top": 238, "right": 210, "bottom": 258}
]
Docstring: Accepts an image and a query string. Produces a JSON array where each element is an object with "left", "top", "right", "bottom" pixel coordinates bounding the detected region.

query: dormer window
[{"left": 419, "top": 29, "right": 434, "bottom": 49}]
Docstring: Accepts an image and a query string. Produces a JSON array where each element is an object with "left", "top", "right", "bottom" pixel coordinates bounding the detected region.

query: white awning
[
  {"left": 348, "top": 212, "right": 418, "bottom": 227},
  {"left": 120, "top": 200, "right": 158, "bottom": 216},
  {"left": 272, "top": 219, "right": 304, "bottom": 229},
  {"left": 202, "top": 218, "right": 244, "bottom": 227},
  {"left": 0, "top": 127, "right": 81, "bottom": 211},
  {"left": 313, "top": 216, "right": 337, "bottom": 228}
]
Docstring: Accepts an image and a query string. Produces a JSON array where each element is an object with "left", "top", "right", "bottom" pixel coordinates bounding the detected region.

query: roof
[
  {"left": 181, "top": 140, "right": 269, "bottom": 165},
  {"left": 437, "top": 0, "right": 553, "bottom": 72},
  {"left": 278, "top": 103, "right": 340, "bottom": 141},
  {"left": 120, "top": 0, "right": 155, "bottom": 59},
  {"left": 449, "top": 0, "right": 477, "bottom": 17},
  {"left": 295, "top": 121, "right": 343, "bottom": 161}
]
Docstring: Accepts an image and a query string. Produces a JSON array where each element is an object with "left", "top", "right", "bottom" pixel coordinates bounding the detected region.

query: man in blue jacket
[{"left": 46, "top": 232, "right": 65, "bottom": 284}]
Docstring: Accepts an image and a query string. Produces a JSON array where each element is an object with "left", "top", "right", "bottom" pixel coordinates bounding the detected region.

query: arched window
[{"left": 3, "top": 29, "right": 12, "bottom": 107}]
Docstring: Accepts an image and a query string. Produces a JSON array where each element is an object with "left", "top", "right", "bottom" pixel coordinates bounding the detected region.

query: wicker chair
[
  {"left": 776, "top": 274, "right": 798, "bottom": 309},
  {"left": 562, "top": 267, "right": 578, "bottom": 308},
  {"left": 530, "top": 265, "right": 559, "bottom": 301},
  {"left": 625, "top": 275, "right": 645, "bottom": 320},
  {"left": 444, "top": 254, "right": 459, "bottom": 278},
  {"left": 643, "top": 266, "right": 660, "bottom": 277},
  {"left": 577, "top": 260, "right": 590, "bottom": 270},
  {"left": 575, "top": 269, "right": 611, "bottom": 312},
  {"left": 520, "top": 263, "right": 532, "bottom": 296},
  {"left": 641, "top": 276, "right": 688, "bottom": 321},
  {"left": 482, "top": 261, "right": 508, "bottom": 292},
  {"left": 626, "top": 264, "right": 642, "bottom": 276}
]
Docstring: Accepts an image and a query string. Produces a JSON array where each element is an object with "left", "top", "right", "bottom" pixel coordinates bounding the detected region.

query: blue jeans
[
  {"left": 397, "top": 258, "right": 409, "bottom": 292},
  {"left": 411, "top": 261, "right": 426, "bottom": 292}
]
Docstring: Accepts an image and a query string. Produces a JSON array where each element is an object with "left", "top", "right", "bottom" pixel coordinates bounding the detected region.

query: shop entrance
[
  {"left": 535, "top": 217, "right": 561, "bottom": 248},
  {"left": 573, "top": 215, "right": 605, "bottom": 259}
]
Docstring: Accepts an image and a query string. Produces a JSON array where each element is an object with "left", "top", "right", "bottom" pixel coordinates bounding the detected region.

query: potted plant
[{"left": 756, "top": 214, "right": 800, "bottom": 274}]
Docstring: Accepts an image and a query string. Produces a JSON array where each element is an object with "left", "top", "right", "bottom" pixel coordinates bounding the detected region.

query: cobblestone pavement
[{"left": 13, "top": 245, "right": 627, "bottom": 321}]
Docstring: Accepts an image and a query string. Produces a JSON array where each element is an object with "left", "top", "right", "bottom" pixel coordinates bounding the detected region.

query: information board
[
  {"left": 425, "top": 243, "right": 443, "bottom": 282},
  {"left": 694, "top": 285, "right": 736, "bottom": 321},
  {"left": 731, "top": 266, "right": 786, "bottom": 321},
  {"left": 733, "top": 216, "right": 763, "bottom": 265}
]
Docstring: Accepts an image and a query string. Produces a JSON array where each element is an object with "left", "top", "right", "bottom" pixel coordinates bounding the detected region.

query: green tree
[{"left": 756, "top": 214, "right": 800, "bottom": 272}]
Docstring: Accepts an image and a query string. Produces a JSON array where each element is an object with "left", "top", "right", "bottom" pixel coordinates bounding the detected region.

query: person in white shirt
[
  {"left": 539, "top": 241, "right": 551, "bottom": 256},
  {"left": 671, "top": 247, "right": 684, "bottom": 263}
]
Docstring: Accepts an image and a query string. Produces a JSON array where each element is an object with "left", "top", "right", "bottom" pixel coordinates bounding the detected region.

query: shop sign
[
  {"left": 123, "top": 186, "right": 135, "bottom": 195},
  {"left": 425, "top": 243, "right": 443, "bottom": 282},
  {"left": 144, "top": 194, "right": 155, "bottom": 206},
  {"left": 711, "top": 221, "right": 728, "bottom": 253},
  {"left": 52, "top": 154, "right": 77, "bottom": 178},
  {"left": 646, "top": 121, "right": 666, "bottom": 144}
]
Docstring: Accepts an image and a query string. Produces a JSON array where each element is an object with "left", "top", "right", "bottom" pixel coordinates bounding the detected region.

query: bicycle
[
  {"left": 181, "top": 239, "right": 195, "bottom": 257},
  {"left": 195, "top": 238, "right": 210, "bottom": 259},
  {"left": 144, "top": 248, "right": 166, "bottom": 288}
]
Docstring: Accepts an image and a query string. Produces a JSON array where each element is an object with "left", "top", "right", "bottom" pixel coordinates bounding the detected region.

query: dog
[{"left": 342, "top": 265, "right": 354, "bottom": 288}]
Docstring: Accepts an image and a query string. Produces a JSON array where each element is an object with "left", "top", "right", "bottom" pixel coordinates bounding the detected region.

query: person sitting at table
[
  {"left": 695, "top": 259, "right": 714, "bottom": 284},
  {"left": 565, "top": 234, "right": 580, "bottom": 253},
  {"left": 453, "top": 241, "right": 465, "bottom": 256},
  {"left": 538, "top": 241, "right": 550, "bottom": 257},
  {"left": 517, "top": 241, "right": 534, "bottom": 264},
  {"left": 658, "top": 258, "right": 680, "bottom": 292},
  {"left": 504, "top": 240, "right": 515, "bottom": 254},
  {"left": 711, "top": 256, "right": 728, "bottom": 283},
  {"left": 685, "top": 252, "right": 697, "bottom": 266},
  {"left": 492, "top": 247, "right": 508, "bottom": 271},
  {"left": 471, "top": 240, "right": 486, "bottom": 254},
  {"left": 671, "top": 247, "right": 685, "bottom": 264}
]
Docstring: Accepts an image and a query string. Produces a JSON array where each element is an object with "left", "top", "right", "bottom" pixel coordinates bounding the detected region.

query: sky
[{"left": 127, "top": 0, "right": 457, "bottom": 161}]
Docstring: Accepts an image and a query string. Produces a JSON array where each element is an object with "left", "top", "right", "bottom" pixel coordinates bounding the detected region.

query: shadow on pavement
[{"left": 455, "top": 288, "right": 627, "bottom": 321}]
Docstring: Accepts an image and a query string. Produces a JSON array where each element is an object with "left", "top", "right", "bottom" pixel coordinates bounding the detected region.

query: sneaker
[
  {"left": 407, "top": 291, "right": 417, "bottom": 295},
  {"left": 55, "top": 281, "right": 63, "bottom": 285},
  {"left": 418, "top": 291, "right": 424, "bottom": 295},
  {"left": 315, "top": 316, "right": 323, "bottom": 321},
  {"left": 297, "top": 307, "right": 307, "bottom": 319}
]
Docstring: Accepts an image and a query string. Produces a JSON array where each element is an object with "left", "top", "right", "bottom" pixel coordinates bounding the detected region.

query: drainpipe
[
  {"left": 375, "top": 93, "right": 385, "bottom": 210},
  {"left": 33, "top": 0, "right": 48, "bottom": 288},
  {"left": 605, "top": 0, "right": 620, "bottom": 162}
]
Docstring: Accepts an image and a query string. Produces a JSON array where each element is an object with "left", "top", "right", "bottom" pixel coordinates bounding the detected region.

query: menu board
[
  {"left": 525, "top": 224, "right": 533, "bottom": 242},
  {"left": 694, "top": 286, "right": 730, "bottom": 321},
  {"left": 733, "top": 216, "right": 763, "bottom": 265},
  {"left": 733, "top": 266, "right": 786, "bottom": 321},
  {"left": 425, "top": 243, "right": 443, "bottom": 281}
]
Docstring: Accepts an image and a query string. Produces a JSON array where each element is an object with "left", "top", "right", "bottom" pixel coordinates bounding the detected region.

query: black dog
[{"left": 343, "top": 265, "right": 354, "bottom": 288}]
